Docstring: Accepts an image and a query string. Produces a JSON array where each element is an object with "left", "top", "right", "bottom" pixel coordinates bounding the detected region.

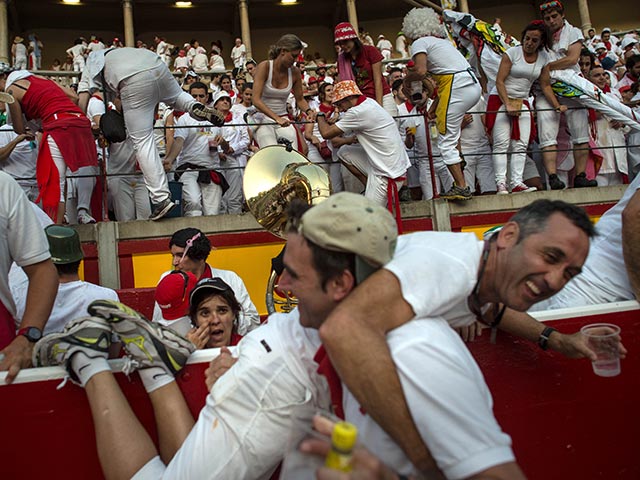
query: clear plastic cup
[{"left": 580, "top": 323, "right": 621, "bottom": 377}]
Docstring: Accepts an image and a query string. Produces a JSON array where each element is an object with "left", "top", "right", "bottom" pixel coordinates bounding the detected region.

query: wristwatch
[
  {"left": 538, "top": 326, "right": 557, "bottom": 351},
  {"left": 316, "top": 112, "right": 326, "bottom": 118},
  {"left": 17, "top": 327, "right": 43, "bottom": 343}
]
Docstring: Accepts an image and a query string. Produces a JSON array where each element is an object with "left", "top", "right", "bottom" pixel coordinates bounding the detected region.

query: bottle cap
[{"left": 331, "top": 421, "right": 358, "bottom": 451}]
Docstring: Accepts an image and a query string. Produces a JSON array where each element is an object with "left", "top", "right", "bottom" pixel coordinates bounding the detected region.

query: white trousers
[
  {"left": 339, "top": 144, "right": 404, "bottom": 206},
  {"left": 253, "top": 121, "right": 298, "bottom": 149},
  {"left": 536, "top": 94, "right": 590, "bottom": 147},
  {"left": 107, "top": 176, "right": 152, "bottom": 221},
  {"left": 417, "top": 154, "right": 453, "bottom": 200},
  {"left": 119, "top": 64, "right": 197, "bottom": 204},
  {"left": 491, "top": 104, "right": 532, "bottom": 186},
  {"left": 306, "top": 144, "right": 344, "bottom": 194},
  {"left": 48, "top": 136, "right": 67, "bottom": 202},
  {"left": 72, "top": 55, "right": 85, "bottom": 72},
  {"left": 14, "top": 57, "right": 27, "bottom": 70},
  {"left": 180, "top": 170, "right": 222, "bottom": 216},
  {"left": 463, "top": 145, "right": 496, "bottom": 193},
  {"left": 220, "top": 155, "right": 244, "bottom": 215},
  {"left": 438, "top": 76, "right": 482, "bottom": 166}
]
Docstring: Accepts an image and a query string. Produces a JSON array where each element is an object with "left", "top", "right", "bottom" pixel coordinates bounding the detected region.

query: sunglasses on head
[
  {"left": 178, "top": 232, "right": 202, "bottom": 266},
  {"left": 540, "top": 1, "right": 563, "bottom": 12}
]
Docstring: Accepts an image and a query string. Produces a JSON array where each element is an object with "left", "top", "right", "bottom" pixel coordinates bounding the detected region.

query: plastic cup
[
  {"left": 580, "top": 323, "right": 621, "bottom": 377},
  {"left": 407, "top": 125, "right": 417, "bottom": 136}
]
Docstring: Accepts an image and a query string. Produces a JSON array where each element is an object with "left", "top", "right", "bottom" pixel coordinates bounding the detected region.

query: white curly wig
[{"left": 402, "top": 7, "right": 446, "bottom": 40}]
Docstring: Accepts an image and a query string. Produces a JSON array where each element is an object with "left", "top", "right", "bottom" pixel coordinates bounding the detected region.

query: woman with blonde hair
[{"left": 250, "top": 34, "right": 312, "bottom": 149}]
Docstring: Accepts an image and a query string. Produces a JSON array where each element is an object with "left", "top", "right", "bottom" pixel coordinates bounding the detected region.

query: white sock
[
  {"left": 70, "top": 352, "right": 110, "bottom": 387},
  {"left": 138, "top": 367, "right": 174, "bottom": 393}
]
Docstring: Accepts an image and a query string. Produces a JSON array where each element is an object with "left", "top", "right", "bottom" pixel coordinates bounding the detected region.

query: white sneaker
[
  {"left": 77, "top": 209, "right": 96, "bottom": 224},
  {"left": 496, "top": 182, "right": 509, "bottom": 195}
]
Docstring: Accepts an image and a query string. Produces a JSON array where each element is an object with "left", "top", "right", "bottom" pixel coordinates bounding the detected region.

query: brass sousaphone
[{"left": 243, "top": 145, "right": 332, "bottom": 314}]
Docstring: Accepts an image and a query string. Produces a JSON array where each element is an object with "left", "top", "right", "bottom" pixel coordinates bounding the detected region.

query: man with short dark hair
[
  {"left": 152, "top": 227, "right": 259, "bottom": 335},
  {"left": 12, "top": 225, "right": 119, "bottom": 335}
]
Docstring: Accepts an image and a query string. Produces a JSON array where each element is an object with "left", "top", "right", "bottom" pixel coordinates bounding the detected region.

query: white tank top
[{"left": 262, "top": 60, "right": 292, "bottom": 116}]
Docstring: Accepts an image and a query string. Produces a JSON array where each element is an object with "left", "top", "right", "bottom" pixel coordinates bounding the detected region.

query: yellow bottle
[{"left": 325, "top": 421, "right": 358, "bottom": 472}]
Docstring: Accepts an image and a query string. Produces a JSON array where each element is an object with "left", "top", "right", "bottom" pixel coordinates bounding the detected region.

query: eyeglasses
[{"left": 540, "top": 1, "right": 563, "bottom": 12}]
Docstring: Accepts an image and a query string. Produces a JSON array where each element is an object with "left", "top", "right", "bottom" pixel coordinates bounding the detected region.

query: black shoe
[
  {"left": 149, "top": 198, "right": 175, "bottom": 221},
  {"left": 189, "top": 103, "right": 225, "bottom": 127},
  {"left": 399, "top": 186, "right": 412, "bottom": 202},
  {"left": 573, "top": 172, "right": 597, "bottom": 188},
  {"left": 548, "top": 174, "right": 565, "bottom": 190}
]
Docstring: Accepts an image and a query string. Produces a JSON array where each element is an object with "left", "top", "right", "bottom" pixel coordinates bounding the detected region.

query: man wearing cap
[
  {"left": 315, "top": 80, "right": 410, "bottom": 207},
  {"left": 11, "top": 37, "right": 28, "bottom": 70},
  {"left": 536, "top": 0, "right": 596, "bottom": 189},
  {"left": 12, "top": 225, "right": 119, "bottom": 336},
  {"left": 211, "top": 89, "right": 250, "bottom": 214},
  {"left": 35, "top": 191, "right": 525, "bottom": 479},
  {"left": 0, "top": 171, "right": 58, "bottom": 384},
  {"left": 600, "top": 27, "right": 619, "bottom": 53},
  {"left": 376, "top": 34, "right": 393, "bottom": 61},
  {"left": 620, "top": 37, "right": 640, "bottom": 62}
]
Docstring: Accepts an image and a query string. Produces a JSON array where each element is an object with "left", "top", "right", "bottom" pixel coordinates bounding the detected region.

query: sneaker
[
  {"left": 149, "top": 198, "right": 175, "bottom": 221},
  {"left": 511, "top": 182, "right": 537, "bottom": 194},
  {"left": 32, "top": 316, "right": 112, "bottom": 382},
  {"left": 189, "top": 103, "right": 225, "bottom": 127},
  {"left": 496, "top": 182, "right": 509, "bottom": 195},
  {"left": 548, "top": 174, "right": 565, "bottom": 190},
  {"left": 88, "top": 300, "right": 194, "bottom": 376},
  {"left": 573, "top": 172, "right": 598, "bottom": 188},
  {"left": 77, "top": 209, "right": 96, "bottom": 225},
  {"left": 440, "top": 184, "right": 472, "bottom": 201},
  {"left": 399, "top": 185, "right": 412, "bottom": 202}
]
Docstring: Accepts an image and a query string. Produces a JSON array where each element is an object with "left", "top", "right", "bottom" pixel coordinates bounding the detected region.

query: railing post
[
  {"left": 97, "top": 221, "right": 121, "bottom": 289},
  {"left": 431, "top": 198, "right": 452, "bottom": 232}
]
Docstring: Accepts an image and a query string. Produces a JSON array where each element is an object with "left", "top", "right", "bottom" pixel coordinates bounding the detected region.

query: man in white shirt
[
  {"left": 316, "top": 80, "right": 410, "bottom": 206},
  {"left": 154, "top": 36, "right": 172, "bottom": 67},
  {"left": 77, "top": 47, "right": 224, "bottom": 220},
  {"left": 0, "top": 172, "right": 58, "bottom": 384},
  {"left": 12, "top": 225, "right": 119, "bottom": 335},
  {"left": 35, "top": 192, "right": 525, "bottom": 479},
  {"left": 230, "top": 38, "right": 247, "bottom": 73},
  {"left": 163, "top": 82, "right": 223, "bottom": 217},
  {"left": 536, "top": 1, "right": 596, "bottom": 189},
  {"left": 376, "top": 34, "right": 393, "bottom": 60},
  {"left": 0, "top": 123, "right": 38, "bottom": 201}
]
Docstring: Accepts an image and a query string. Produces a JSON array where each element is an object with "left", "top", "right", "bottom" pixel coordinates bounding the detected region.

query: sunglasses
[
  {"left": 177, "top": 232, "right": 202, "bottom": 266},
  {"left": 540, "top": 1, "right": 563, "bottom": 12}
]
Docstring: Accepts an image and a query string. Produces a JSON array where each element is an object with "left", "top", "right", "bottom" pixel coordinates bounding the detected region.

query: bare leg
[
  {"left": 447, "top": 163, "right": 467, "bottom": 187},
  {"left": 341, "top": 161, "right": 367, "bottom": 187},
  {"left": 541, "top": 146, "right": 557, "bottom": 175},
  {"left": 149, "top": 381, "right": 195, "bottom": 463},
  {"left": 573, "top": 142, "right": 588, "bottom": 174},
  {"left": 84, "top": 371, "right": 158, "bottom": 480}
]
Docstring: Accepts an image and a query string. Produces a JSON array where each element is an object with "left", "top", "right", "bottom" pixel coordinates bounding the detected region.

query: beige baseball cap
[{"left": 298, "top": 192, "right": 398, "bottom": 283}]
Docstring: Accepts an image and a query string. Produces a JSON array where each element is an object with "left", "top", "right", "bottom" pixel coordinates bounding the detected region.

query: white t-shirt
[
  {"left": 155, "top": 309, "right": 330, "bottom": 480},
  {"left": 12, "top": 280, "right": 119, "bottom": 335},
  {"left": 385, "top": 232, "right": 484, "bottom": 327},
  {"left": 87, "top": 41, "right": 105, "bottom": 53},
  {"left": 230, "top": 44, "right": 247, "bottom": 69},
  {"left": 174, "top": 115, "right": 220, "bottom": 168},
  {"left": 191, "top": 53, "right": 209, "bottom": 72},
  {"left": 0, "top": 125, "right": 37, "bottom": 188},
  {"left": 548, "top": 20, "right": 584, "bottom": 74},
  {"left": 532, "top": 173, "right": 640, "bottom": 309},
  {"left": 174, "top": 56, "right": 189, "bottom": 71},
  {"left": 0, "top": 172, "right": 51, "bottom": 317},
  {"left": 498, "top": 46, "right": 548, "bottom": 99},
  {"left": 377, "top": 39, "right": 393, "bottom": 52},
  {"left": 66, "top": 43, "right": 85, "bottom": 60},
  {"left": 410, "top": 36, "right": 471, "bottom": 75},
  {"left": 343, "top": 319, "right": 514, "bottom": 479},
  {"left": 335, "top": 97, "right": 411, "bottom": 178}
]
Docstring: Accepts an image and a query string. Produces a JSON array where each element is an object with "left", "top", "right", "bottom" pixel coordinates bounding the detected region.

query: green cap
[{"left": 45, "top": 225, "right": 84, "bottom": 264}]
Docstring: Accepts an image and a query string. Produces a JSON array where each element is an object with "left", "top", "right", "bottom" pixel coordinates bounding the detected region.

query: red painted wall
[{"left": 1, "top": 310, "right": 636, "bottom": 479}]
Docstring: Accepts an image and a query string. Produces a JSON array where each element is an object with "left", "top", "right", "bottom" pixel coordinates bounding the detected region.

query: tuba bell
[{"left": 243, "top": 145, "right": 332, "bottom": 314}]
